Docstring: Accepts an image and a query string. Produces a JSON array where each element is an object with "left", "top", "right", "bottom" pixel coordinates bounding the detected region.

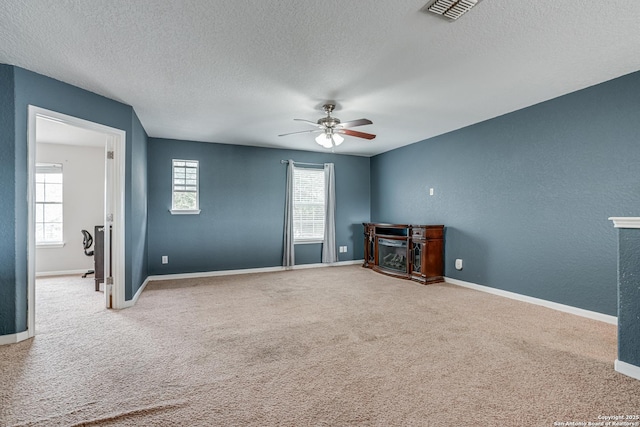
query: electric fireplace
[
  {"left": 363, "top": 223, "right": 445, "bottom": 285},
  {"left": 377, "top": 238, "right": 408, "bottom": 273}
]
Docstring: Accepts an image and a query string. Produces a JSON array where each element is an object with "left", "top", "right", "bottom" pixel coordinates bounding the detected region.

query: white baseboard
[
  {"left": 36, "top": 269, "right": 88, "bottom": 277},
  {"left": 146, "top": 260, "right": 364, "bottom": 283},
  {"left": 0, "top": 330, "right": 30, "bottom": 346},
  {"left": 615, "top": 359, "right": 640, "bottom": 381},
  {"left": 119, "top": 261, "right": 363, "bottom": 307},
  {"left": 444, "top": 277, "right": 617, "bottom": 325},
  {"left": 120, "top": 276, "right": 153, "bottom": 308}
]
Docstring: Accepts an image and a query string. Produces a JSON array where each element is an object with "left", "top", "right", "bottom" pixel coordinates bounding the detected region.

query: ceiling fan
[{"left": 278, "top": 103, "right": 376, "bottom": 149}]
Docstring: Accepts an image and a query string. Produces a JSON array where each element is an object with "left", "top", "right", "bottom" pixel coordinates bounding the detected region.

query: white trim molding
[
  {"left": 0, "top": 331, "right": 30, "bottom": 346},
  {"left": 615, "top": 359, "right": 640, "bottom": 381},
  {"left": 119, "top": 276, "right": 153, "bottom": 308},
  {"left": 169, "top": 209, "right": 201, "bottom": 215},
  {"left": 36, "top": 269, "right": 87, "bottom": 277},
  {"left": 146, "top": 260, "right": 364, "bottom": 283},
  {"left": 445, "top": 277, "right": 617, "bottom": 325},
  {"left": 36, "top": 242, "right": 66, "bottom": 249},
  {"left": 27, "top": 106, "right": 127, "bottom": 337},
  {"left": 609, "top": 217, "right": 640, "bottom": 229}
]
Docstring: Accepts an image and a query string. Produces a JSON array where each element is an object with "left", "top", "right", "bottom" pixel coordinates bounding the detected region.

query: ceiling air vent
[{"left": 423, "top": 0, "right": 478, "bottom": 21}]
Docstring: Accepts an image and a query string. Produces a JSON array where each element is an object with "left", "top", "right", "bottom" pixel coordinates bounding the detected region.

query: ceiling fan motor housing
[
  {"left": 318, "top": 117, "right": 340, "bottom": 128},
  {"left": 319, "top": 103, "right": 340, "bottom": 128}
]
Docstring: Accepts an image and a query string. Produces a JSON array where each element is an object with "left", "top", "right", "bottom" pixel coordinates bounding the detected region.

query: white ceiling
[
  {"left": 2, "top": 0, "right": 640, "bottom": 156},
  {"left": 36, "top": 116, "right": 107, "bottom": 147}
]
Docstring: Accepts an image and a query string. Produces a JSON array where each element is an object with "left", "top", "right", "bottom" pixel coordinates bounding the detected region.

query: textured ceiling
[
  {"left": 2, "top": 0, "right": 640, "bottom": 156},
  {"left": 37, "top": 116, "right": 107, "bottom": 148}
]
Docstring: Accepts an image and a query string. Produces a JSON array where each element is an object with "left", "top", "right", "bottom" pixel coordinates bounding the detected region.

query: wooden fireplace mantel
[{"left": 363, "top": 223, "right": 444, "bottom": 284}]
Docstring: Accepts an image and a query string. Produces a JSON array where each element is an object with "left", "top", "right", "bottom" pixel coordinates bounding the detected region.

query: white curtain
[
  {"left": 283, "top": 159, "right": 295, "bottom": 267},
  {"left": 322, "top": 163, "right": 337, "bottom": 263}
]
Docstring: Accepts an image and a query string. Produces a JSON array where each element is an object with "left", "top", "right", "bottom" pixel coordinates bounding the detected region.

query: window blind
[
  {"left": 35, "top": 163, "right": 63, "bottom": 243},
  {"left": 293, "top": 167, "right": 325, "bottom": 241},
  {"left": 172, "top": 159, "right": 199, "bottom": 211}
]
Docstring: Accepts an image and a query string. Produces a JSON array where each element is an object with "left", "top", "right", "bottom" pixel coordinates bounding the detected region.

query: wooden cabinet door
[
  {"left": 423, "top": 238, "right": 444, "bottom": 281},
  {"left": 410, "top": 240, "right": 424, "bottom": 276},
  {"left": 363, "top": 223, "right": 375, "bottom": 267}
]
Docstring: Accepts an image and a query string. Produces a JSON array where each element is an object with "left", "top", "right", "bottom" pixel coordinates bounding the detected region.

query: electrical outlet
[
  {"left": 162, "top": 255, "right": 168, "bottom": 264},
  {"left": 455, "top": 259, "right": 463, "bottom": 270},
  {"left": 429, "top": 188, "right": 434, "bottom": 196}
]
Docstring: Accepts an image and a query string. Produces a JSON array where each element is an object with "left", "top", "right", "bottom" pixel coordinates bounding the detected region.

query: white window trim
[
  {"left": 170, "top": 158, "right": 201, "bottom": 215},
  {"left": 292, "top": 166, "right": 325, "bottom": 244},
  {"left": 36, "top": 242, "right": 66, "bottom": 249},
  {"left": 35, "top": 162, "right": 64, "bottom": 245},
  {"left": 295, "top": 239, "right": 323, "bottom": 245},
  {"left": 170, "top": 209, "right": 201, "bottom": 215}
]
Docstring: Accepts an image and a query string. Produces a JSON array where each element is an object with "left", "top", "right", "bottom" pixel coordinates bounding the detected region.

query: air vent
[{"left": 424, "top": 0, "right": 478, "bottom": 21}]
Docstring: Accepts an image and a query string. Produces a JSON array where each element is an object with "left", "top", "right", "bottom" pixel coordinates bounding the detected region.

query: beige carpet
[{"left": 1, "top": 265, "right": 639, "bottom": 426}]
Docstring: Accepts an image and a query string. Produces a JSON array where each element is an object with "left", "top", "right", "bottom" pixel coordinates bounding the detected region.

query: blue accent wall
[
  {"left": 129, "top": 111, "right": 148, "bottom": 300},
  {"left": 0, "top": 64, "right": 17, "bottom": 335},
  {"left": 147, "top": 138, "right": 370, "bottom": 275},
  {"left": 617, "top": 228, "right": 640, "bottom": 366},
  {"left": 0, "top": 65, "right": 149, "bottom": 335},
  {"left": 371, "top": 71, "right": 640, "bottom": 316}
]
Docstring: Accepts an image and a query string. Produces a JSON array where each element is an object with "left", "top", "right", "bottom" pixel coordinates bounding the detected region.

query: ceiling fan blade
[
  {"left": 293, "top": 118, "right": 323, "bottom": 128},
  {"left": 336, "top": 118, "right": 373, "bottom": 128},
  {"left": 278, "top": 129, "right": 323, "bottom": 137},
  {"left": 336, "top": 129, "right": 376, "bottom": 140}
]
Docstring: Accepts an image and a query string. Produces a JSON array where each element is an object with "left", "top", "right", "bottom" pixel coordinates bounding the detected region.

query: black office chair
[{"left": 81, "top": 229, "right": 95, "bottom": 278}]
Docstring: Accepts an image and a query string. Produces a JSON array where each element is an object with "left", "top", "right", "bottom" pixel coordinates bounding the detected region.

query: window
[
  {"left": 293, "top": 167, "right": 325, "bottom": 242},
  {"left": 35, "top": 163, "right": 63, "bottom": 244},
  {"left": 171, "top": 159, "right": 200, "bottom": 214}
]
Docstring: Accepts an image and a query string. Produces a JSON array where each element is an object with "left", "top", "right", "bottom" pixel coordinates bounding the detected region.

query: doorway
[{"left": 27, "top": 106, "right": 126, "bottom": 338}]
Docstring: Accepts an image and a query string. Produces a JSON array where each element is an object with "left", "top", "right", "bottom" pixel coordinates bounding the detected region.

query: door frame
[{"left": 27, "top": 106, "right": 127, "bottom": 337}]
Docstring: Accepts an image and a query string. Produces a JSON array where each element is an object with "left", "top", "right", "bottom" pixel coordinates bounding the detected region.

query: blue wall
[
  {"left": 0, "top": 65, "right": 148, "bottom": 335},
  {"left": 147, "top": 138, "right": 370, "bottom": 275},
  {"left": 0, "top": 65, "right": 17, "bottom": 335},
  {"left": 617, "top": 228, "right": 640, "bottom": 366},
  {"left": 128, "top": 112, "right": 148, "bottom": 300},
  {"left": 371, "top": 71, "right": 640, "bottom": 316}
]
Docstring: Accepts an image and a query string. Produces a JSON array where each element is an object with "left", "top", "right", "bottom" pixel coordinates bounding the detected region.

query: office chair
[{"left": 81, "top": 229, "right": 95, "bottom": 278}]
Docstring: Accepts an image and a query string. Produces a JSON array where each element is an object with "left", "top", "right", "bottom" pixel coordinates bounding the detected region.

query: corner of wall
[
  {"left": 127, "top": 108, "right": 149, "bottom": 301},
  {"left": 0, "top": 63, "right": 19, "bottom": 335}
]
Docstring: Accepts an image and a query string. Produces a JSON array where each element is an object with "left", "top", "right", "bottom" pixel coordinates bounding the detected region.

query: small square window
[{"left": 171, "top": 159, "right": 200, "bottom": 214}]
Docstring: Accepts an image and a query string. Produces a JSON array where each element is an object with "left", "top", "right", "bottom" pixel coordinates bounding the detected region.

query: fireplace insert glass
[{"left": 377, "top": 238, "right": 407, "bottom": 273}]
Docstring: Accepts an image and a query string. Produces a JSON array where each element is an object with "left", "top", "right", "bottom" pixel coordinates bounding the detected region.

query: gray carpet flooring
[{"left": 1, "top": 265, "right": 639, "bottom": 426}]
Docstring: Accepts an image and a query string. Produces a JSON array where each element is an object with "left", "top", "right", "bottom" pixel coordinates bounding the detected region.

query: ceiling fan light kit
[
  {"left": 279, "top": 103, "right": 376, "bottom": 149},
  {"left": 315, "top": 132, "right": 344, "bottom": 149},
  {"left": 425, "top": 0, "right": 478, "bottom": 20}
]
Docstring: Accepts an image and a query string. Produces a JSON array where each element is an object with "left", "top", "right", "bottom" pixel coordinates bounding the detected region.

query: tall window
[
  {"left": 293, "top": 167, "right": 325, "bottom": 242},
  {"left": 171, "top": 159, "right": 200, "bottom": 213},
  {"left": 35, "top": 163, "right": 63, "bottom": 244}
]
